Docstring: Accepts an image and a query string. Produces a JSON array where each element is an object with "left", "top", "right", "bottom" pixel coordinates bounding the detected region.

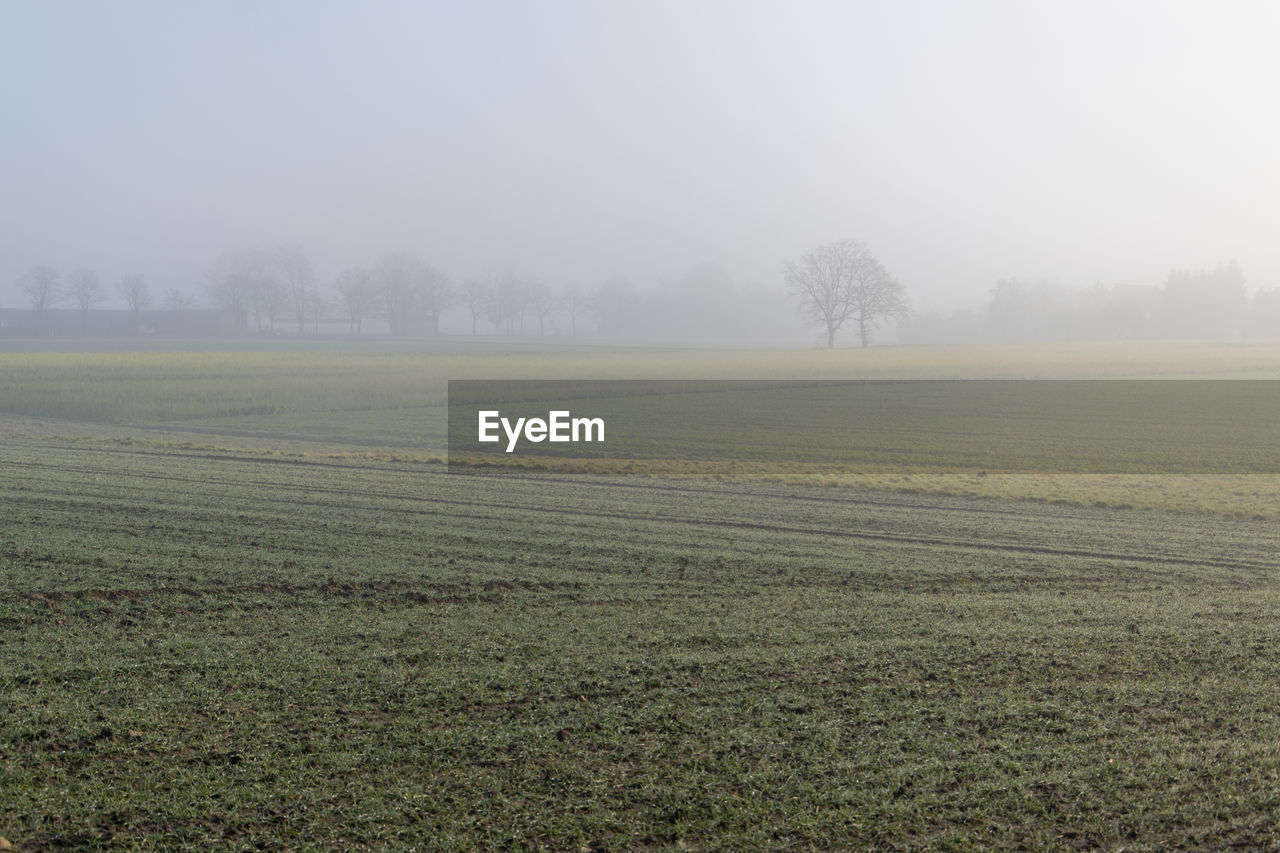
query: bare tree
[
  {"left": 251, "top": 271, "right": 284, "bottom": 334},
  {"left": 17, "top": 266, "right": 61, "bottom": 336},
  {"left": 333, "top": 267, "right": 374, "bottom": 334},
  {"left": 484, "top": 271, "right": 529, "bottom": 335},
  {"left": 275, "top": 243, "right": 315, "bottom": 334},
  {"left": 461, "top": 277, "right": 489, "bottom": 335},
  {"left": 376, "top": 251, "right": 422, "bottom": 335},
  {"left": 527, "top": 279, "right": 557, "bottom": 335},
  {"left": 307, "top": 288, "right": 326, "bottom": 334},
  {"left": 419, "top": 263, "right": 453, "bottom": 335},
  {"left": 225, "top": 247, "right": 281, "bottom": 333},
  {"left": 67, "top": 268, "right": 103, "bottom": 335},
  {"left": 206, "top": 248, "right": 273, "bottom": 334},
  {"left": 847, "top": 251, "right": 909, "bottom": 347},
  {"left": 116, "top": 274, "right": 152, "bottom": 334},
  {"left": 560, "top": 283, "right": 588, "bottom": 336},
  {"left": 785, "top": 242, "right": 855, "bottom": 348},
  {"left": 483, "top": 279, "right": 507, "bottom": 334},
  {"left": 786, "top": 239, "right": 907, "bottom": 347},
  {"left": 160, "top": 287, "right": 197, "bottom": 311},
  {"left": 206, "top": 254, "right": 252, "bottom": 334},
  {"left": 17, "top": 265, "right": 60, "bottom": 309},
  {"left": 375, "top": 251, "right": 453, "bottom": 335}
]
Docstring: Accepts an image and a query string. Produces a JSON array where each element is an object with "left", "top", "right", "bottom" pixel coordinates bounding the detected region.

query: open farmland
[
  {"left": 4, "top": 341, "right": 1280, "bottom": 849},
  {"left": 4, "top": 433, "right": 1280, "bottom": 848},
  {"left": 3, "top": 340, "right": 1280, "bottom": 516},
  {"left": 4, "top": 337, "right": 1280, "bottom": 425}
]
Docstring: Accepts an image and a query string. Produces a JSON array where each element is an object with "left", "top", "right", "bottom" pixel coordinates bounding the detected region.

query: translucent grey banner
[{"left": 446, "top": 380, "right": 1280, "bottom": 474}]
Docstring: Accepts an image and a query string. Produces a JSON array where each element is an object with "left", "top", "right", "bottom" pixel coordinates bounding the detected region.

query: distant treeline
[
  {"left": 903, "top": 261, "right": 1278, "bottom": 344},
  {"left": 12, "top": 249, "right": 1279, "bottom": 344},
  {"left": 9, "top": 248, "right": 802, "bottom": 341}
]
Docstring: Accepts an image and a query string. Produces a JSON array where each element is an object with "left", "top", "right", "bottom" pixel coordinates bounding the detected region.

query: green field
[{"left": 3, "top": 340, "right": 1280, "bottom": 849}]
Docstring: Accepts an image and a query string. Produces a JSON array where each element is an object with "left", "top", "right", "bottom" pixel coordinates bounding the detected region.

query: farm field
[
  {"left": 5, "top": 337, "right": 1280, "bottom": 425},
  {"left": 3, "top": 339, "right": 1280, "bottom": 849},
  {"left": 3, "top": 339, "right": 1280, "bottom": 516},
  {"left": 4, "top": 434, "right": 1280, "bottom": 849}
]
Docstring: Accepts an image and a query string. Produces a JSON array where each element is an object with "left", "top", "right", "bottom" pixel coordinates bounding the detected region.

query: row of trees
[
  {"left": 205, "top": 244, "right": 328, "bottom": 335},
  {"left": 13, "top": 265, "right": 192, "bottom": 335},
  {"left": 28, "top": 243, "right": 1276, "bottom": 346},
  {"left": 12, "top": 238, "right": 910, "bottom": 344},
  {"left": 203, "top": 247, "right": 612, "bottom": 337},
  {"left": 333, "top": 258, "right": 803, "bottom": 341},
  {"left": 900, "top": 261, "right": 1273, "bottom": 344},
  {"left": 26, "top": 242, "right": 1280, "bottom": 346}
]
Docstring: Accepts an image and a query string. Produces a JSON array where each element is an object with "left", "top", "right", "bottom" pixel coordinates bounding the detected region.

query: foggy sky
[{"left": 4, "top": 0, "right": 1279, "bottom": 311}]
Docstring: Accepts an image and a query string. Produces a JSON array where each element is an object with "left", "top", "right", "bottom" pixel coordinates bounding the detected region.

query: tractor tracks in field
[
  {"left": 0, "top": 440, "right": 1105, "bottom": 525},
  {"left": 12, "top": 577, "right": 585, "bottom": 610},
  {"left": 440, "top": 495, "right": 1280, "bottom": 577},
  {"left": 4, "top": 442, "right": 1277, "bottom": 580}
]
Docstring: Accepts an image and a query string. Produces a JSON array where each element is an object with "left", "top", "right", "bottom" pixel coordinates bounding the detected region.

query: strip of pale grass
[{"left": 448, "top": 455, "right": 1280, "bottom": 519}]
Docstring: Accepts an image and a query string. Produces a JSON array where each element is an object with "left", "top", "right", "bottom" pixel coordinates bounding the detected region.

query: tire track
[{"left": 4, "top": 441, "right": 1277, "bottom": 578}]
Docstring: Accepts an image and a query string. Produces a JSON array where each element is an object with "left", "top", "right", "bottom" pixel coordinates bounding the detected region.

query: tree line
[
  {"left": 11, "top": 243, "right": 866, "bottom": 343},
  {"left": 20, "top": 241, "right": 1278, "bottom": 346},
  {"left": 900, "top": 260, "right": 1279, "bottom": 344},
  {"left": 201, "top": 246, "right": 796, "bottom": 339},
  {"left": 11, "top": 248, "right": 621, "bottom": 338},
  {"left": 14, "top": 265, "right": 193, "bottom": 336}
]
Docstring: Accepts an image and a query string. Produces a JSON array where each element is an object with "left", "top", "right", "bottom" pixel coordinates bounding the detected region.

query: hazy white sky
[{"left": 3, "top": 0, "right": 1279, "bottom": 309}]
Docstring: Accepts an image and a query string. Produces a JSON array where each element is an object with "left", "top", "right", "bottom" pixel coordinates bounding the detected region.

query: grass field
[{"left": 3, "top": 339, "right": 1280, "bottom": 849}]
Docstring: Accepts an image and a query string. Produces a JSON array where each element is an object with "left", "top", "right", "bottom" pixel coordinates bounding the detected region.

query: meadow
[{"left": 3, "top": 339, "right": 1280, "bottom": 849}]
